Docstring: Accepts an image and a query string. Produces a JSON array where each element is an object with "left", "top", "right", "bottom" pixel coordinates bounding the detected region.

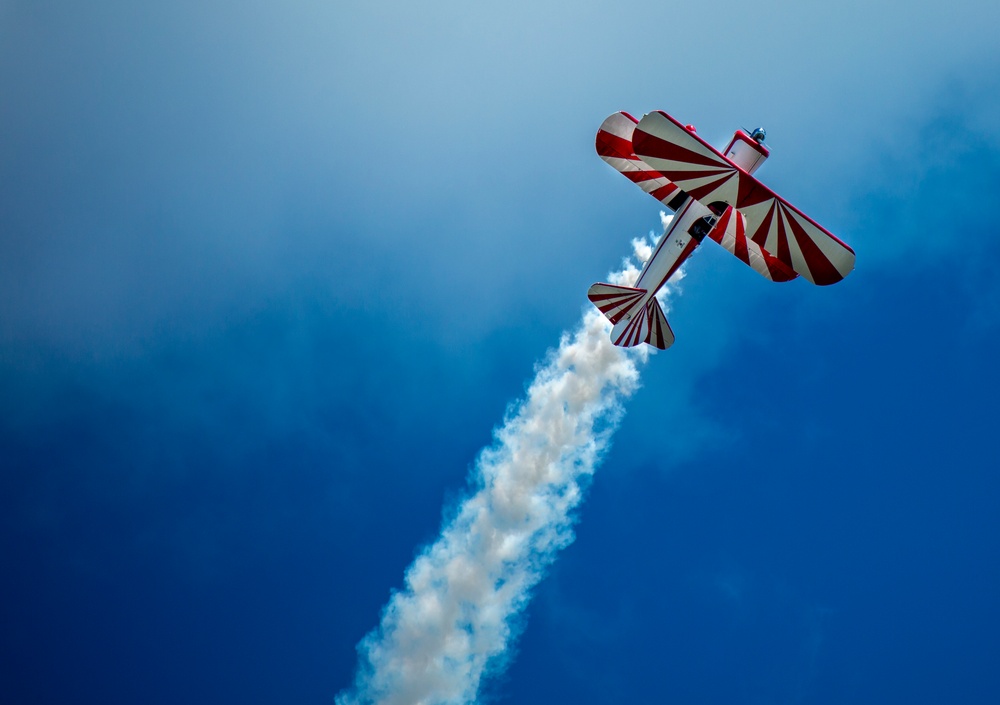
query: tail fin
[{"left": 587, "top": 283, "right": 675, "bottom": 350}]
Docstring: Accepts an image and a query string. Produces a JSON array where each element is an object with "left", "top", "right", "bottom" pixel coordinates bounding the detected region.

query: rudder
[{"left": 644, "top": 297, "right": 675, "bottom": 350}]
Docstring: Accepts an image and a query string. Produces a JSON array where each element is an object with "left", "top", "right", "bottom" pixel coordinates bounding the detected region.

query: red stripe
[
  {"left": 633, "top": 128, "right": 725, "bottom": 169},
  {"left": 685, "top": 173, "right": 736, "bottom": 204},
  {"left": 736, "top": 175, "right": 774, "bottom": 208},
  {"left": 647, "top": 303, "right": 664, "bottom": 349},
  {"left": 613, "top": 315, "right": 637, "bottom": 346},
  {"left": 785, "top": 209, "right": 844, "bottom": 285},
  {"left": 596, "top": 130, "right": 636, "bottom": 160},
  {"left": 765, "top": 256, "right": 797, "bottom": 282},
  {"left": 622, "top": 170, "right": 667, "bottom": 184},
  {"left": 708, "top": 208, "right": 728, "bottom": 245},
  {"left": 775, "top": 207, "right": 792, "bottom": 268},
  {"left": 597, "top": 300, "right": 632, "bottom": 312},
  {"left": 590, "top": 291, "right": 642, "bottom": 303},
  {"left": 632, "top": 315, "right": 644, "bottom": 346},
  {"left": 733, "top": 217, "right": 750, "bottom": 264},
  {"left": 650, "top": 182, "right": 679, "bottom": 202},
  {"left": 749, "top": 201, "right": 778, "bottom": 249}
]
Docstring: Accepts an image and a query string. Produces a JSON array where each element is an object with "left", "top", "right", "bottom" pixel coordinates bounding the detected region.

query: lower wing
[
  {"left": 708, "top": 206, "right": 797, "bottom": 282},
  {"left": 596, "top": 112, "right": 683, "bottom": 209}
]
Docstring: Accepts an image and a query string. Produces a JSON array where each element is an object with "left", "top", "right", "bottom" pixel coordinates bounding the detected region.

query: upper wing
[
  {"left": 596, "top": 112, "right": 682, "bottom": 208},
  {"left": 632, "top": 111, "right": 856, "bottom": 286}
]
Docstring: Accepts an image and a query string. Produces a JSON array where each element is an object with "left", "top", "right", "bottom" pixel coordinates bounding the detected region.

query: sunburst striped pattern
[
  {"left": 734, "top": 192, "right": 854, "bottom": 286},
  {"left": 588, "top": 284, "right": 675, "bottom": 350},
  {"left": 709, "top": 207, "right": 797, "bottom": 282},
  {"left": 610, "top": 304, "right": 649, "bottom": 348},
  {"left": 644, "top": 298, "right": 674, "bottom": 350},
  {"left": 596, "top": 112, "right": 681, "bottom": 207},
  {"left": 587, "top": 283, "right": 646, "bottom": 325},
  {"left": 632, "top": 111, "right": 856, "bottom": 286},
  {"left": 631, "top": 111, "right": 742, "bottom": 206}
]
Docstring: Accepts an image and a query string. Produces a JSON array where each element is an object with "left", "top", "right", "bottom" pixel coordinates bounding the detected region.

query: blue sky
[{"left": 2, "top": 1, "right": 1000, "bottom": 703}]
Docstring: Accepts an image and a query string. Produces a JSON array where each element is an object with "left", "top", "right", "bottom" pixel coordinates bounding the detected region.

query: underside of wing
[
  {"left": 633, "top": 111, "right": 856, "bottom": 285},
  {"left": 631, "top": 111, "right": 742, "bottom": 207},
  {"left": 596, "top": 112, "right": 682, "bottom": 208},
  {"left": 708, "top": 207, "right": 797, "bottom": 282},
  {"left": 735, "top": 193, "right": 855, "bottom": 286},
  {"left": 587, "top": 282, "right": 646, "bottom": 325}
]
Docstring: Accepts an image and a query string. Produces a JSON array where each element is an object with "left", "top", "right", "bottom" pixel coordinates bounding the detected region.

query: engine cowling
[{"left": 723, "top": 129, "right": 769, "bottom": 174}]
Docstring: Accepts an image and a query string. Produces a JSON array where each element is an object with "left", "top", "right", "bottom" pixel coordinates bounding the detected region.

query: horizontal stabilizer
[
  {"left": 587, "top": 282, "right": 646, "bottom": 325},
  {"left": 609, "top": 303, "right": 649, "bottom": 348}
]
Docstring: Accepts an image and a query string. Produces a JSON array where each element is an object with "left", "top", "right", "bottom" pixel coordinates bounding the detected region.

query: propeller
[{"left": 742, "top": 125, "right": 767, "bottom": 144}]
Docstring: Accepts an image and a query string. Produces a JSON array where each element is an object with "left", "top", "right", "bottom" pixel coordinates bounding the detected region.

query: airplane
[{"left": 588, "top": 110, "right": 856, "bottom": 350}]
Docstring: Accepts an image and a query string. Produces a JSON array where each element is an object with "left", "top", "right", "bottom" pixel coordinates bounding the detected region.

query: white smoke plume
[{"left": 338, "top": 222, "right": 679, "bottom": 705}]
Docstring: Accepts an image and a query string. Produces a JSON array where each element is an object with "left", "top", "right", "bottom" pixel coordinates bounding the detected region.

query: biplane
[{"left": 589, "top": 110, "right": 855, "bottom": 350}]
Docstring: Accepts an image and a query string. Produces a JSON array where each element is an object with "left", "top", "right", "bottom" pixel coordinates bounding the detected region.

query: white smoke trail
[{"left": 338, "top": 222, "right": 680, "bottom": 705}]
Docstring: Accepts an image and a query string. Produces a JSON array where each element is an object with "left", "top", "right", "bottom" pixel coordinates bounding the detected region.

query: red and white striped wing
[
  {"left": 734, "top": 191, "right": 855, "bottom": 287},
  {"left": 632, "top": 111, "right": 742, "bottom": 206},
  {"left": 632, "top": 111, "right": 856, "bottom": 286},
  {"left": 708, "top": 207, "right": 797, "bottom": 283},
  {"left": 596, "top": 112, "right": 681, "bottom": 208}
]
